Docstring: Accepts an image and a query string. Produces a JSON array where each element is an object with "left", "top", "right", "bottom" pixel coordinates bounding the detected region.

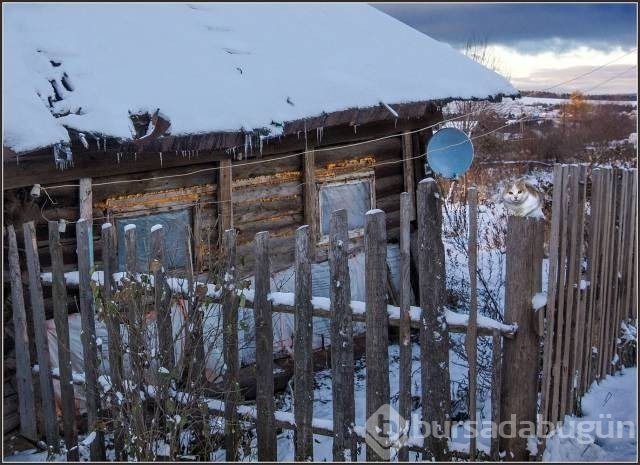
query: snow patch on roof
[{"left": 3, "top": 3, "right": 516, "bottom": 154}]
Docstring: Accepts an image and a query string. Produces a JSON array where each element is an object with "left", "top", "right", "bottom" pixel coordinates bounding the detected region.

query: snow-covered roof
[{"left": 3, "top": 3, "right": 517, "bottom": 155}]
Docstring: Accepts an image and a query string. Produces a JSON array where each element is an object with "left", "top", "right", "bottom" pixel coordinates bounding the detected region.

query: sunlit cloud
[{"left": 479, "top": 45, "right": 638, "bottom": 94}]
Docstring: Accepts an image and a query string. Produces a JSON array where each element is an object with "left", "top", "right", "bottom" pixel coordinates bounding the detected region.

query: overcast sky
[{"left": 373, "top": 3, "right": 638, "bottom": 94}]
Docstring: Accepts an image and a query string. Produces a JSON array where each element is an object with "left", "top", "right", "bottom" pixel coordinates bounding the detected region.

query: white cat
[{"left": 501, "top": 178, "right": 545, "bottom": 219}]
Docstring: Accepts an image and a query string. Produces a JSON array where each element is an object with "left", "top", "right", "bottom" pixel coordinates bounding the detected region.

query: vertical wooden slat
[
  {"left": 77, "top": 219, "right": 106, "bottom": 460},
  {"left": 123, "top": 223, "right": 146, "bottom": 458},
  {"left": 398, "top": 193, "right": 412, "bottom": 463},
  {"left": 597, "top": 170, "right": 614, "bottom": 380},
  {"left": 79, "top": 177, "right": 94, "bottom": 267},
  {"left": 254, "top": 231, "right": 276, "bottom": 461},
  {"left": 605, "top": 169, "right": 623, "bottom": 376},
  {"left": 219, "top": 159, "right": 233, "bottom": 243},
  {"left": 223, "top": 229, "right": 240, "bottom": 461},
  {"left": 150, "top": 225, "right": 174, "bottom": 372},
  {"left": 559, "top": 166, "right": 577, "bottom": 419},
  {"left": 490, "top": 329, "right": 502, "bottom": 461},
  {"left": 417, "top": 179, "right": 450, "bottom": 461},
  {"left": 303, "top": 148, "right": 318, "bottom": 258},
  {"left": 582, "top": 169, "right": 601, "bottom": 393},
  {"left": 365, "top": 209, "right": 390, "bottom": 462},
  {"left": 623, "top": 170, "right": 637, "bottom": 321},
  {"left": 466, "top": 187, "right": 479, "bottom": 460},
  {"left": 586, "top": 169, "right": 605, "bottom": 386},
  {"left": 7, "top": 225, "right": 38, "bottom": 442},
  {"left": 184, "top": 227, "right": 205, "bottom": 376},
  {"left": 101, "top": 222, "right": 124, "bottom": 461},
  {"left": 330, "top": 210, "right": 356, "bottom": 461},
  {"left": 294, "top": 225, "right": 314, "bottom": 461},
  {"left": 569, "top": 166, "right": 588, "bottom": 405},
  {"left": 562, "top": 166, "right": 582, "bottom": 416},
  {"left": 499, "top": 216, "right": 544, "bottom": 460},
  {"left": 49, "top": 222, "right": 79, "bottom": 461},
  {"left": 551, "top": 166, "right": 570, "bottom": 425},
  {"left": 401, "top": 132, "right": 416, "bottom": 221},
  {"left": 124, "top": 224, "right": 141, "bottom": 369},
  {"left": 23, "top": 221, "right": 59, "bottom": 450},
  {"left": 541, "top": 164, "right": 564, "bottom": 426}
]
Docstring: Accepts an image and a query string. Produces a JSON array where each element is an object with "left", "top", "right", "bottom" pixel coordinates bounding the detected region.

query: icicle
[
  {"left": 394, "top": 118, "right": 398, "bottom": 128},
  {"left": 316, "top": 126, "right": 323, "bottom": 144},
  {"left": 117, "top": 152, "right": 121, "bottom": 163},
  {"left": 96, "top": 136, "right": 101, "bottom": 150},
  {"left": 259, "top": 135, "right": 264, "bottom": 156},
  {"left": 53, "top": 141, "right": 73, "bottom": 170},
  {"left": 103, "top": 137, "right": 107, "bottom": 151},
  {"left": 134, "top": 151, "right": 137, "bottom": 161},
  {"left": 353, "top": 124, "right": 358, "bottom": 134},
  {"left": 244, "top": 134, "right": 249, "bottom": 160},
  {"left": 159, "top": 151, "right": 163, "bottom": 167},
  {"left": 78, "top": 133, "right": 89, "bottom": 149}
]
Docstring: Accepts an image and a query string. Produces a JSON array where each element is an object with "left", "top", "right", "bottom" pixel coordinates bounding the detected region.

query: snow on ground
[{"left": 542, "top": 367, "right": 637, "bottom": 462}]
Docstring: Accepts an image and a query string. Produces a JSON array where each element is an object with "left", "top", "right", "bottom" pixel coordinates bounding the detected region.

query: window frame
[
  {"left": 316, "top": 170, "right": 376, "bottom": 245},
  {"left": 111, "top": 207, "right": 194, "bottom": 273}
]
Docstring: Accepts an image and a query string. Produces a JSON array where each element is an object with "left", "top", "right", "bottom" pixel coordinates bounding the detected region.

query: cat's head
[{"left": 502, "top": 178, "right": 534, "bottom": 204}]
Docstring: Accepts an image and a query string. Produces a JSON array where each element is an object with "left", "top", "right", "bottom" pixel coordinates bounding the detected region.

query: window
[
  {"left": 115, "top": 209, "right": 192, "bottom": 272},
  {"left": 318, "top": 177, "right": 374, "bottom": 238}
]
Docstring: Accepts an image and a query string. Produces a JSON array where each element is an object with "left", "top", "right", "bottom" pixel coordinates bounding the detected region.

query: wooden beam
[
  {"left": 303, "top": 148, "right": 318, "bottom": 259},
  {"left": 219, "top": 159, "right": 233, "bottom": 243},
  {"left": 79, "top": 177, "right": 94, "bottom": 267},
  {"left": 401, "top": 132, "right": 416, "bottom": 221}
]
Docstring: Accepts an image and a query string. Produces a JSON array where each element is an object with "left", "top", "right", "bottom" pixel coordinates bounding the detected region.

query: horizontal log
[{"left": 4, "top": 115, "right": 438, "bottom": 190}]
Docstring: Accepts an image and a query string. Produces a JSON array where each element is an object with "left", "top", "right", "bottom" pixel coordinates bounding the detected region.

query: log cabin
[{"left": 2, "top": 3, "right": 517, "bottom": 428}]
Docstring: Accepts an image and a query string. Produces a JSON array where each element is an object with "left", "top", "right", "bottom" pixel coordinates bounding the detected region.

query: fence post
[
  {"left": 7, "top": 225, "right": 38, "bottom": 442},
  {"left": 398, "top": 193, "right": 412, "bottom": 462},
  {"left": 49, "top": 222, "right": 79, "bottom": 461},
  {"left": 23, "top": 221, "right": 59, "bottom": 450},
  {"left": 490, "top": 329, "right": 502, "bottom": 461},
  {"left": 223, "top": 229, "right": 241, "bottom": 461},
  {"left": 330, "top": 210, "right": 356, "bottom": 461},
  {"left": 101, "top": 222, "right": 125, "bottom": 461},
  {"left": 254, "top": 231, "right": 276, "bottom": 461},
  {"left": 294, "top": 225, "right": 314, "bottom": 461},
  {"left": 123, "top": 223, "right": 146, "bottom": 458},
  {"left": 365, "top": 209, "right": 390, "bottom": 461},
  {"left": 417, "top": 179, "right": 451, "bottom": 461},
  {"left": 465, "top": 187, "right": 479, "bottom": 460},
  {"left": 77, "top": 219, "right": 106, "bottom": 460},
  {"left": 150, "top": 225, "right": 174, "bottom": 371},
  {"left": 499, "top": 215, "right": 544, "bottom": 460}
]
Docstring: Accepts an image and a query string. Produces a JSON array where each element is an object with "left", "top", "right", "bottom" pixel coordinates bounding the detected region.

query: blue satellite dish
[{"left": 426, "top": 127, "right": 474, "bottom": 179}]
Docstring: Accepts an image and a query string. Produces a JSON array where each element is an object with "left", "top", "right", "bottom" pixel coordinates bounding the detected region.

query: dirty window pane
[
  {"left": 116, "top": 209, "right": 192, "bottom": 272},
  {"left": 319, "top": 181, "right": 371, "bottom": 236}
]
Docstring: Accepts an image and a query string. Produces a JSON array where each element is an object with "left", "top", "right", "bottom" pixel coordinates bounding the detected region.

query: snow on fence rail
[{"left": 39, "top": 271, "right": 518, "bottom": 338}]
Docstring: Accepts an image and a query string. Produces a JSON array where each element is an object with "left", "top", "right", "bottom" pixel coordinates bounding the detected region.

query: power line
[
  {"left": 541, "top": 48, "right": 637, "bottom": 92},
  {"left": 584, "top": 64, "right": 637, "bottom": 94}
]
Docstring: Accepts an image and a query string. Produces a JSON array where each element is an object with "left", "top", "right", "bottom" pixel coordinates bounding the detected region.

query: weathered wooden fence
[
  {"left": 4, "top": 166, "right": 636, "bottom": 462},
  {"left": 540, "top": 165, "right": 638, "bottom": 431}
]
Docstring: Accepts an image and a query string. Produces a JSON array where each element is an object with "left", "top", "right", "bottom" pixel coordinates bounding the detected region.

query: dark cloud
[{"left": 373, "top": 3, "right": 637, "bottom": 53}]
